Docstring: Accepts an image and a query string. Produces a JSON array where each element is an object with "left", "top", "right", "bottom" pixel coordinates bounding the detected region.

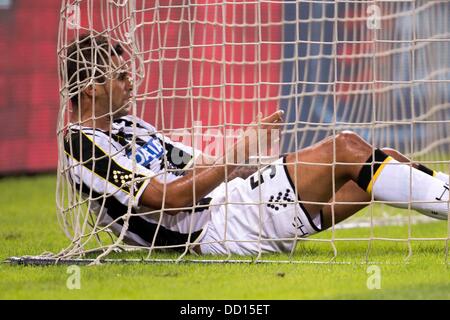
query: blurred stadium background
[
  {"left": 0, "top": 0, "right": 449, "bottom": 300},
  {"left": 0, "top": 1, "right": 60, "bottom": 174},
  {"left": 1, "top": 0, "right": 448, "bottom": 177}
]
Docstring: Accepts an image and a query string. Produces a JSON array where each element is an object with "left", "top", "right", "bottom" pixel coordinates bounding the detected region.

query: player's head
[{"left": 66, "top": 33, "right": 132, "bottom": 118}]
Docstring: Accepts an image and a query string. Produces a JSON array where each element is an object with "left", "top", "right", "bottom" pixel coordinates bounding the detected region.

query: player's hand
[
  {"left": 231, "top": 110, "right": 284, "bottom": 164},
  {"left": 255, "top": 110, "right": 284, "bottom": 140},
  {"left": 257, "top": 109, "right": 284, "bottom": 126},
  {"left": 259, "top": 110, "right": 283, "bottom": 158}
]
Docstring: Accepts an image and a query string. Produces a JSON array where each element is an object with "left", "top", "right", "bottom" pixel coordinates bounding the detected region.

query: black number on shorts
[{"left": 249, "top": 165, "right": 276, "bottom": 190}]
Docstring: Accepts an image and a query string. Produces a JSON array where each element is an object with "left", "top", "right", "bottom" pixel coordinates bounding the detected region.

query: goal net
[{"left": 50, "top": 0, "right": 449, "bottom": 264}]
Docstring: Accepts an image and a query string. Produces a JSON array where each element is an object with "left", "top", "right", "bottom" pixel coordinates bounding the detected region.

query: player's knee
[
  {"left": 335, "top": 130, "right": 365, "bottom": 151},
  {"left": 380, "top": 147, "right": 399, "bottom": 158}
]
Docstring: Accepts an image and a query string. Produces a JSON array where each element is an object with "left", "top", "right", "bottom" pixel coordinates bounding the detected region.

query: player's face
[{"left": 102, "top": 55, "right": 133, "bottom": 118}]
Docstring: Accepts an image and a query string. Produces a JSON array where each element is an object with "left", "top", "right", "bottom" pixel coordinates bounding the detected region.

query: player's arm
[
  {"left": 139, "top": 110, "right": 284, "bottom": 214},
  {"left": 139, "top": 161, "right": 231, "bottom": 212},
  {"left": 227, "top": 165, "right": 259, "bottom": 180},
  {"left": 194, "top": 154, "right": 259, "bottom": 181}
]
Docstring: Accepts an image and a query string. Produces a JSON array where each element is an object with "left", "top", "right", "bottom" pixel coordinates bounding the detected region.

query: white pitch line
[{"left": 334, "top": 214, "right": 439, "bottom": 230}]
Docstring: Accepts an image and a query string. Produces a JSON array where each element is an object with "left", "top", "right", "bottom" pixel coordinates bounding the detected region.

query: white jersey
[
  {"left": 64, "top": 115, "right": 210, "bottom": 249},
  {"left": 197, "top": 157, "right": 323, "bottom": 255},
  {"left": 65, "top": 115, "right": 322, "bottom": 255}
]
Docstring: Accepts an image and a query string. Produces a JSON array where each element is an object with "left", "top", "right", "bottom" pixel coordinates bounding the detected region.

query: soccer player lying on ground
[{"left": 64, "top": 34, "right": 449, "bottom": 255}]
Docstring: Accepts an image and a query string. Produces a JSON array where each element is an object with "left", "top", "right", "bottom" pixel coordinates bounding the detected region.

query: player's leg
[
  {"left": 381, "top": 147, "right": 449, "bottom": 183},
  {"left": 320, "top": 148, "right": 450, "bottom": 229},
  {"left": 285, "top": 131, "right": 449, "bottom": 224},
  {"left": 285, "top": 131, "right": 373, "bottom": 220},
  {"left": 320, "top": 181, "right": 368, "bottom": 229}
]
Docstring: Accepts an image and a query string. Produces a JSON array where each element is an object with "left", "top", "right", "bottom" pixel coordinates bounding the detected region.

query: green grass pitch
[{"left": 1, "top": 174, "right": 449, "bottom": 299}]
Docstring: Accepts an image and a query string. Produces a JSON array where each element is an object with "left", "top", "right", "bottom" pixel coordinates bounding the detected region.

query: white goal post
[{"left": 51, "top": 0, "right": 449, "bottom": 265}]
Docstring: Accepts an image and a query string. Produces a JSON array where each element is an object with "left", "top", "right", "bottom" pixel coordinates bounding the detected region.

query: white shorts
[{"left": 194, "top": 157, "right": 323, "bottom": 255}]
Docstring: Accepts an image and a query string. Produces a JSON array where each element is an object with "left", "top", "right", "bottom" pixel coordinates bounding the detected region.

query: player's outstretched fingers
[{"left": 261, "top": 110, "right": 284, "bottom": 124}]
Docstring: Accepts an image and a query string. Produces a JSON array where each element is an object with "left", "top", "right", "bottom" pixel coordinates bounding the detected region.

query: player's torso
[
  {"left": 112, "top": 117, "right": 192, "bottom": 183},
  {"left": 112, "top": 118, "right": 212, "bottom": 232}
]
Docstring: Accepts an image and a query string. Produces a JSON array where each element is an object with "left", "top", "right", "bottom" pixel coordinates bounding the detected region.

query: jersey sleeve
[
  {"left": 156, "top": 133, "right": 203, "bottom": 170},
  {"left": 64, "top": 129, "right": 154, "bottom": 209},
  {"left": 119, "top": 115, "right": 203, "bottom": 169}
]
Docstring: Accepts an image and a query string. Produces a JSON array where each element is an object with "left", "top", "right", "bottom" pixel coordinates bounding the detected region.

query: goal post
[{"left": 49, "top": 0, "right": 450, "bottom": 265}]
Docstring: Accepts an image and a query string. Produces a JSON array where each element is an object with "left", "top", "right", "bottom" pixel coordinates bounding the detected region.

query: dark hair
[{"left": 65, "top": 34, "right": 124, "bottom": 106}]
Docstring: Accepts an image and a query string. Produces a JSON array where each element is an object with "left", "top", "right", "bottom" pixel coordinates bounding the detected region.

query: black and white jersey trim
[
  {"left": 64, "top": 129, "right": 148, "bottom": 195},
  {"left": 78, "top": 182, "right": 203, "bottom": 249}
]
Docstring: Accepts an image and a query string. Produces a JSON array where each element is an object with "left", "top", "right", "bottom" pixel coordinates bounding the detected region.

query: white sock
[
  {"left": 435, "top": 171, "right": 450, "bottom": 184},
  {"left": 371, "top": 159, "right": 449, "bottom": 220}
]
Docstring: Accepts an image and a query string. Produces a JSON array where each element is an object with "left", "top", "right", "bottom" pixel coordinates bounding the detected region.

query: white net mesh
[{"left": 55, "top": 0, "right": 450, "bottom": 264}]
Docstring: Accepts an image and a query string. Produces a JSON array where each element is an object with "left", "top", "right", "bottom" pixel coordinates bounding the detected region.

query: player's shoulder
[
  {"left": 64, "top": 124, "right": 113, "bottom": 153},
  {"left": 114, "top": 115, "right": 156, "bottom": 132},
  {"left": 65, "top": 123, "right": 108, "bottom": 139}
]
